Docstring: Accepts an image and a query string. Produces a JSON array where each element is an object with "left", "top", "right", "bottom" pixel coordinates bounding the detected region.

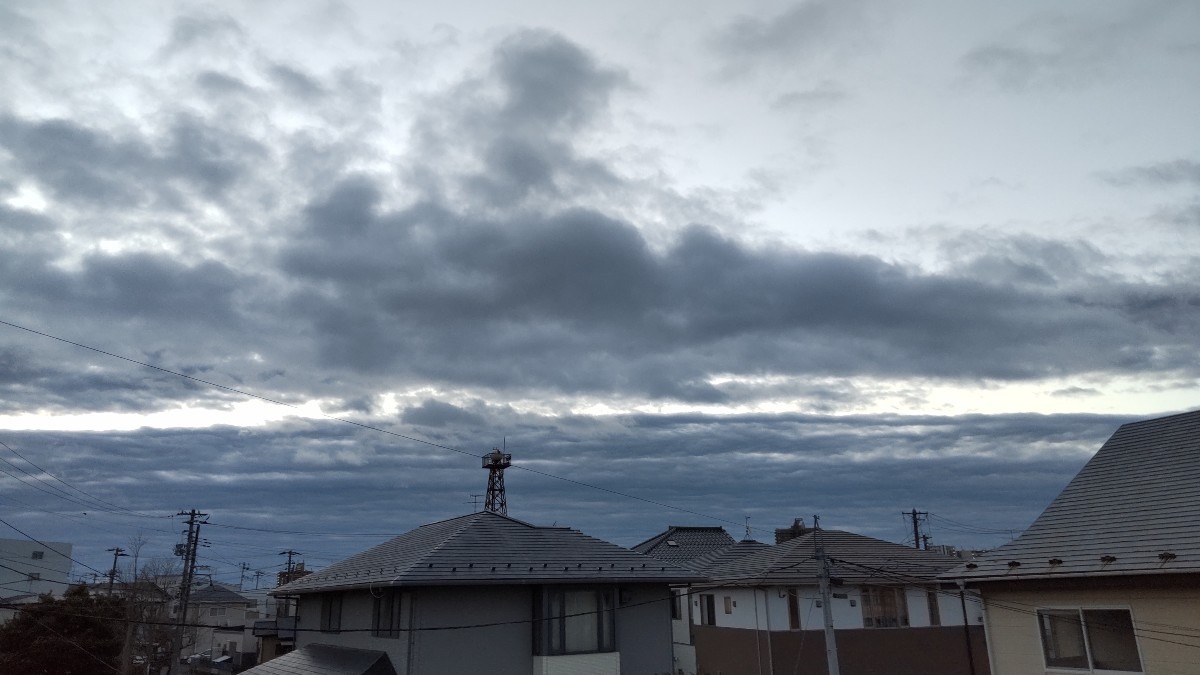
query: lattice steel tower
[{"left": 482, "top": 448, "right": 512, "bottom": 515}]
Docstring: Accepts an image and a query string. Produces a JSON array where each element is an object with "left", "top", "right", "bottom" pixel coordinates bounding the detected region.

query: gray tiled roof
[
  {"left": 276, "top": 512, "right": 703, "bottom": 595},
  {"left": 683, "top": 539, "right": 771, "bottom": 575},
  {"left": 632, "top": 526, "right": 736, "bottom": 564},
  {"left": 190, "top": 584, "right": 254, "bottom": 605},
  {"left": 946, "top": 408, "right": 1200, "bottom": 582},
  {"left": 705, "top": 529, "right": 959, "bottom": 586},
  {"left": 240, "top": 644, "right": 396, "bottom": 675}
]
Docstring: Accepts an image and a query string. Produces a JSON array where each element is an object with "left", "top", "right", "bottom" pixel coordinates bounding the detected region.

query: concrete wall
[
  {"left": 978, "top": 576, "right": 1200, "bottom": 675},
  {"left": 0, "top": 538, "right": 72, "bottom": 598}
]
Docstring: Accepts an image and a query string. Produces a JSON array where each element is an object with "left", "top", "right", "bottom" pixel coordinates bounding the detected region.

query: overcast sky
[{"left": 1, "top": 0, "right": 1197, "bottom": 586}]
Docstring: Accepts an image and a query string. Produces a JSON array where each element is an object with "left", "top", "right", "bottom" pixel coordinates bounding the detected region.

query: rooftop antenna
[
  {"left": 744, "top": 516, "right": 752, "bottom": 540},
  {"left": 482, "top": 448, "right": 512, "bottom": 516}
]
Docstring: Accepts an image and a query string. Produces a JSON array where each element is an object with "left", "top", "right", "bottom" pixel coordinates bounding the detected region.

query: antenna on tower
[{"left": 482, "top": 448, "right": 512, "bottom": 515}]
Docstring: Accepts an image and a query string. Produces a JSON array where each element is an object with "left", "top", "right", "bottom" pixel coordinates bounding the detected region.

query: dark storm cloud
[
  {"left": 710, "top": 0, "right": 881, "bottom": 77},
  {"left": 0, "top": 114, "right": 267, "bottom": 207},
  {"left": 282, "top": 191, "right": 1200, "bottom": 400},
  {"left": 401, "top": 400, "right": 487, "bottom": 428},
  {"left": 0, "top": 410, "right": 1133, "bottom": 576}
]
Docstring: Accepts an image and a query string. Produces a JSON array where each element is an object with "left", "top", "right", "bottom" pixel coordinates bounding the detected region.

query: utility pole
[
  {"left": 105, "top": 547, "right": 128, "bottom": 594},
  {"left": 171, "top": 509, "right": 207, "bottom": 675},
  {"left": 922, "top": 534, "right": 932, "bottom": 551},
  {"left": 908, "top": 509, "right": 928, "bottom": 549},
  {"left": 239, "top": 562, "right": 251, "bottom": 591},
  {"left": 813, "top": 515, "right": 841, "bottom": 675},
  {"left": 253, "top": 570, "right": 264, "bottom": 590},
  {"left": 279, "top": 550, "right": 300, "bottom": 581}
]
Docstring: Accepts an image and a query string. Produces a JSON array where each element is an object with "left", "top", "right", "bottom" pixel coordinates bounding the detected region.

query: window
[
  {"left": 926, "top": 589, "right": 941, "bottom": 626},
  {"left": 31, "top": 551, "right": 44, "bottom": 560},
  {"left": 373, "top": 590, "right": 403, "bottom": 638},
  {"left": 698, "top": 594, "right": 716, "bottom": 625},
  {"left": 860, "top": 587, "right": 909, "bottom": 628},
  {"left": 319, "top": 594, "right": 342, "bottom": 633},
  {"left": 723, "top": 596, "right": 733, "bottom": 614},
  {"left": 671, "top": 590, "right": 682, "bottom": 621},
  {"left": 787, "top": 588, "right": 801, "bottom": 630},
  {"left": 1038, "top": 609, "right": 1142, "bottom": 673},
  {"left": 210, "top": 607, "right": 226, "bottom": 617},
  {"left": 27, "top": 573, "right": 40, "bottom": 581},
  {"left": 534, "top": 587, "right": 615, "bottom": 655}
]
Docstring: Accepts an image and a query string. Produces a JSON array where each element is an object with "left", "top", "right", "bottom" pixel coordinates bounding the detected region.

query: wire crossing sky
[{"left": 0, "top": 0, "right": 1197, "bottom": 579}]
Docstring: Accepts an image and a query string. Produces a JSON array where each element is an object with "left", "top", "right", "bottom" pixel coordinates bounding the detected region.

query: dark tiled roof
[
  {"left": 947, "top": 409, "right": 1200, "bottom": 582},
  {"left": 632, "top": 526, "right": 736, "bottom": 564},
  {"left": 240, "top": 644, "right": 396, "bottom": 675},
  {"left": 706, "top": 530, "right": 959, "bottom": 586},
  {"left": 191, "top": 584, "right": 254, "bottom": 605},
  {"left": 684, "top": 539, "right": 771, "bottom": 574},
  {"left": 276, "top": 512, "right": 703, "bottom": 594}
]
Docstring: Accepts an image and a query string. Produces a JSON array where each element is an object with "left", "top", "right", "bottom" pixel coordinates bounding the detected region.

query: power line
[
  {"left": 0, "top": 318, "right": 752, "bottom": 532},
  {"left": 0, "top": 438, "right": 160, "bottom": 519},
  {"left": 0, "top": 516, "right": 108, "bottom": 577}
]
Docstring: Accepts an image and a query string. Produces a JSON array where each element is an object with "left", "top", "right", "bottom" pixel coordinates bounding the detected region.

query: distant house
[
  {"left": 688, "top": 528, "right": 988, "bottom": 675},
  {"left": 633, "top": 525, "right": 739, "bottom": 674},
  {"left": 945, "top": 408, "right": 1200, "bottom": 674},
  {"left": 255, "top": 511, "right": 701, "bottom": 675},
  {"left": 0, "top": 537, "right": 73, "bottom": 625},
  {"left": 185, "top": 584, "right": 258, "bottom": 669}
]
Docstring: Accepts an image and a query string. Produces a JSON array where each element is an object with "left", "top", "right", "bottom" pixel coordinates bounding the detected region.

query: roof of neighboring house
[
  {"left": 946, "top": 408, "right": 1200, "bottom": 583},
  {"left": 240, "top": 644, "right": 396, "bottom": 675},
  {"left": 275, "top": 511, "right": 704, "bottom": 595},
  {"left": 684, "top": 539, "right": 772, "bottom": 575},
  {"left": 632, "top": 526, "right": 737, "bottom": 564},
  {"left": 704, "top": 529, "right": 960, "bottom": 586},
  {"left": 191, "top": 584, "right": 254, "bottom": 605}
]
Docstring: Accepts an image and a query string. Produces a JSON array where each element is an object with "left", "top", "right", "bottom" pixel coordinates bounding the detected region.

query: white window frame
[{"left": 1036, "top": 605, "right": 1145, "bottom": 675}]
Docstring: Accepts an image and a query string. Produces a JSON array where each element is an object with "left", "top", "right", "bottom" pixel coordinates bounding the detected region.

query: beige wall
[{"left": 979, "top": 578, "right": 1200, "bottom": 675}]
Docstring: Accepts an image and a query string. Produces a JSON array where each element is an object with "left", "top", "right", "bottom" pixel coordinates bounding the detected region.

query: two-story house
[{"left": 248, "top": 511, "right": 702, "bottom": 675}]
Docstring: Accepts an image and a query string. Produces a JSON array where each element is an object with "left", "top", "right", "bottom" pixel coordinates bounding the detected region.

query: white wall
[
  {"left": 0, "top": 538, "right": 72, "bottom": 598},
  {"left": 692, "top": 584, "right": 984, "bottom": 633}
]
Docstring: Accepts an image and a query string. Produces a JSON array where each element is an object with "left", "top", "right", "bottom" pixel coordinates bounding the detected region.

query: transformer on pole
[{"left": 482, "top": 449, "right": 512, "bottom": 516}]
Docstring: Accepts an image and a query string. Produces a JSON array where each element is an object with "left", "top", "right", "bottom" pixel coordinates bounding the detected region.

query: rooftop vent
[
  {"left": 965, "top": 563, "right": 978, "bottom": 570},
  {"left": 1048, "top": 558, "right": 1063, "bottom": 566},
  {"left": 1007, "top": 561, "right": 1021, "bottom": 568},
  {"left": 1159, "top": 552, "right": 1177, "bottom": 562},
  {"left": 1100, "top": 555, "right": 1117, "bottom": 564},
  {"left": 666, "top": 540, "right": 679, "bottom": 547}
]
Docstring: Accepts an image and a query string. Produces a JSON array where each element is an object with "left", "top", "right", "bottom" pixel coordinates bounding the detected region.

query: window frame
[
  {"left": 1036, "top": 606, "right": 1144, "bottom": 674},
  {"left": 670, "top": 590, "right": 682, "bottom": 621},
  {"left": 319, "top": 594, "right": 343, "bottom": 633},
  {"left": 373, "top": 589, "right": 403, "bottom": 639},
  {"left": 860, "top": 586, "right": 910, "bottom": 628},
  {"left": 533, "top": 586, "right": 616, "bottom": 656},
  {"left": 787, "top": 588, "right": 801, "bottom": 630}
]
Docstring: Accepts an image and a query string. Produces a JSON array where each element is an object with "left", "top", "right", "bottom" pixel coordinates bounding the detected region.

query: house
[
  {"left": 0, "top": 537, "right": 72, "bottom": 597},
  {"left": 0, "top": 537, "right": 74, "bottom": 625},
  {"left": 687, "top": 527, "right": 988, "bottom": 675},
  {"left": 255, "top": 511, "right": 702, "bottom": 675},
  {"left": 945, "top": 408, "right": 1200, "bottom": 674},
  {"left": 184, "top": 583, "right": 258, "bottom": 670},
  {"left": 632, "top": 525, "right": 740, "bottom": 675}
]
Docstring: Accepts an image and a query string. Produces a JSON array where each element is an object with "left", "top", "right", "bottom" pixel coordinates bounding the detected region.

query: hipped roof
[{"left": 276, "top": 511, "right": 702, "bottom": 595}]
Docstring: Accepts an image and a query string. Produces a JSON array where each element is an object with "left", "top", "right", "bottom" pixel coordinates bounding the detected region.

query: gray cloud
[
  {"left": 960, "top": 2, "right": 1196, "bottom": 90},
  {"left": 710, "top": 0, "right": 882, "bottom": 77},
  {"left": 1101, "top": 159, "right": 1200, "bottom": 187},
  {"left": 0, "top": 410, "right": 1132, "bottom": 578}
]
